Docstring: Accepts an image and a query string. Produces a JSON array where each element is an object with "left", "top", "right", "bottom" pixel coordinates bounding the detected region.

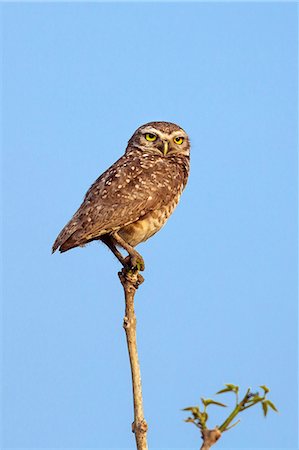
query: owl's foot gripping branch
[
  {"left": 101, "top": 233, "right": 145, "bottom": 272},
  {"left": 123, "top": 254, "right": 145, "bottom": 272},
  {"left": 112, "top": 231, "right": 145, "bottom": 271},
  {"left": 118, "top": 266, "right": 148, "bottom": 450}
]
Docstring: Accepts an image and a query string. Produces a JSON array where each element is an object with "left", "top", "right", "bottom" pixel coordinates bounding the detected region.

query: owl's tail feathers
[
  {"left": 52, "top": 229, "right": 79, "bottom": 253},
  {"left": 52, "top": 237, "right": 76, "bottom": 253}
]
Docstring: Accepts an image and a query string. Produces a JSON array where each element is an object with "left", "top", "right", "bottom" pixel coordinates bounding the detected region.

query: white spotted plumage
[{"left": 52, "top": 121, "right": 190, "bottom": 264}]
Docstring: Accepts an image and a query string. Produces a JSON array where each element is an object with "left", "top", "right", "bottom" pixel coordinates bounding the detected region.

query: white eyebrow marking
[{"left": 140, "top": 127, "right": 187, "bottom": 141}]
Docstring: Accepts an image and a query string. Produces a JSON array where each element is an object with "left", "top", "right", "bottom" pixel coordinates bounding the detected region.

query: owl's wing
[{"left": 52, "top": 153, "right": 175, "bottom": 252}]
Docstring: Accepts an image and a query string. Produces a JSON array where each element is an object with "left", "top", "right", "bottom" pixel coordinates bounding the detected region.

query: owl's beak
[{"left": 163, "top": 141, "right": 169, "bottom": 156}]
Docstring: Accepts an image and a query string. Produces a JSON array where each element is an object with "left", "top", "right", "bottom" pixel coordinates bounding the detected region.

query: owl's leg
[
  {"left": 100, "top": 235, "right": 127, "bottom": 266},
  {"left": 112, "top": 232, "right": 145, "bottom": 271}
]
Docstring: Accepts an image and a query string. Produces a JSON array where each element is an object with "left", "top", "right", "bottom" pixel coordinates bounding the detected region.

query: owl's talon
[
  {"left": 123, "top": 255, "right": 145, "bottom": 272},
  {"left": 131, "top": 255, "right": 145, "bottom": 272},
  {"left": 136, "top": 261, "right": 143, "bottom": 272}
]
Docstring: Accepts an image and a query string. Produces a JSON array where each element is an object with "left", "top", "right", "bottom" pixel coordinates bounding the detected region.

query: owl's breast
[{"left": 118, "top": 189, "right": 183, "bottom": 247}]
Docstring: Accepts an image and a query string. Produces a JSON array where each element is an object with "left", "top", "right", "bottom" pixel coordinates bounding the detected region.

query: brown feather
[{"left": 52, "top": 121, "right": 190, "bottom": 254}]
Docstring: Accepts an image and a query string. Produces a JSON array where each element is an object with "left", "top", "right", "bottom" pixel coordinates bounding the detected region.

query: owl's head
[{"left": 127, "top": 121, "right": 190, "bottom": 157}]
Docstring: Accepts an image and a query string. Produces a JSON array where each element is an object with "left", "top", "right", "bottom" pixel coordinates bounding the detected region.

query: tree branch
[
  {"left": 184, "top": 384, "right": 278, "bottom": 449},
  {"left": 118, "top": 268, "right": 148, "bottom": 450},
  {"left": 200, "top": 428, "right": 222, "bottom": 450}
]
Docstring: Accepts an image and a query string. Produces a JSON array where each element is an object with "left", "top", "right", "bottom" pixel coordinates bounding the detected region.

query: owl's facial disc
[
  {"left": 129, "top": 123, "right": 189, "bottom": 157},
  {"left": 142, "top": 131, "right": 169, "bottom": 156}
]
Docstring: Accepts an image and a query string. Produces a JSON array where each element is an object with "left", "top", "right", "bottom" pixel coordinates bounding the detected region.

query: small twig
[
  {"left": 218, "top": 388, "right": 253, "bottom": 432},
  {"left": 183, "top": 384, "right": 278, "bottom": 450},
  {"left": 224, "top": 419, "right": 241, "bottom": 431},
  {"left": 118, "top": 268, "right": 148, "bottom": 450}
]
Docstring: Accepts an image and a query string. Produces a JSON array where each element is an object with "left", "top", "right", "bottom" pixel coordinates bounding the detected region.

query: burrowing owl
[{"left": 52, "top": 121, "right": 190, "bottom": 270}]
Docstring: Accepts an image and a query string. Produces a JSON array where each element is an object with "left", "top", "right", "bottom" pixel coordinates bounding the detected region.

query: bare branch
[{"left": 118, "top": 268, "right": 148, "bottom": 450}]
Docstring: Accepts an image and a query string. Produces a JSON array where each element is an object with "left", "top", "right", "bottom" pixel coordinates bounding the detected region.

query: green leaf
[
  {"left": 262, "top": 401, "right": 268, "bottom": 417},
  {"left": 260, "top": 385, "right": 270, "bottom": 394},
  {"left": 201, "top": 398, "right": 208, "bottom": 407},
  {"left": 183, "top": 407, "right": 200, "bottom": 419},
  {"left": 182, "top": 407, "right": 199, "bottom": 413},
  {"left": 216, "top": 383, "right": 239, "bottom": 394},
  {"left": 184, "top": 418, "right": 194, "bottom": 423},
  {"left": 248, "top": 395, "right": 263, "bottom": 404},
  {"left": 204, "top": 399, "right": 227, "bottom": 407},
  {"left": 225, "top": 383, "right": 239, "bottom": 392},
  {"left": 196, "top": 411, "right": 208, "bottom": 425},
  {"left": 216, "top": 388, "right": 233, "bottom": 394},
  {"left": 266, "top": 400, "right": 278, "bottom": 412}
]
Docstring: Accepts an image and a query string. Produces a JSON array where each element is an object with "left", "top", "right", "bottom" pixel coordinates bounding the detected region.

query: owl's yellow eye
[
  {"left": 145, "top": 133, "right": 157, "bottom": 142},
  {"left": 174, "top": 136, "right": 184, "bottom": 145}
]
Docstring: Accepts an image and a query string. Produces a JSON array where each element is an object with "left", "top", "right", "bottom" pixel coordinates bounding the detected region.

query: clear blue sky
[{"left": 1, "top": 2, "right": 297, "bottom": 450}]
